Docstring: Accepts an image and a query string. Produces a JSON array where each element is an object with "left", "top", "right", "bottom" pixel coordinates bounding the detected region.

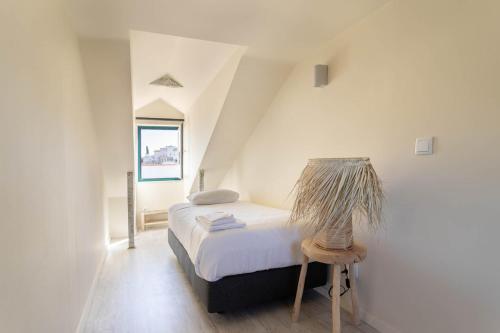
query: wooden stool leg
[
  {"left": 348, "top": 263, "right": 360, "bottom": 326},
  {"left": 292, "top": 255, "right": 309, "bottom": 322},
  {"left": 332, "top": 264, "right": 341, "bottom": 333}
]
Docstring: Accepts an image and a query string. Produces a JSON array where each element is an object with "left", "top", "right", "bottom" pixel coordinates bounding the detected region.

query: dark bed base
[{"left": 168, "top": 229, "right": 327, "bottom": 313}]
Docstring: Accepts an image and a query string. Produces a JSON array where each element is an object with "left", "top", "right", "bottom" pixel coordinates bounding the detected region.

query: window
[{"left": 138, "top": 125, "right": 183, "bottom": 181}]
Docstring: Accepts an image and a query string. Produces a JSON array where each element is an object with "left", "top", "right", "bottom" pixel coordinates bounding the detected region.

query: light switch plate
[{"left": 415, "top": 137, "right": 433, "bottom": 155}]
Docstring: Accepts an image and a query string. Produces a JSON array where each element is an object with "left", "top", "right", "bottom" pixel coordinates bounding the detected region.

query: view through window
[{"left": 138, "top": 125, "right": 182, "bottom": 181}]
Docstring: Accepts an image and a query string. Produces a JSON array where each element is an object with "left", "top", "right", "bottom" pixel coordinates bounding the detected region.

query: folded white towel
[
  {"left": 196, "top": 216, "right": 236, "bottom": 227},
  {"left": 197, "top": 219, "right": 246, "bottom": 232},
  {"left": 195, "top": 212, "right": 235, "bottom": 226}
]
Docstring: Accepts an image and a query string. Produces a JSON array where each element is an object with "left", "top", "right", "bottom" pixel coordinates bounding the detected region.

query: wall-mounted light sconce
[{"left": 314, "top": 64, "right": 328, "bottom": 87}]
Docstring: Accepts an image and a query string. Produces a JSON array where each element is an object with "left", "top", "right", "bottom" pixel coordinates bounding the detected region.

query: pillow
[{"left": 187, "top": 189, "right": 239, "bottom": 205}]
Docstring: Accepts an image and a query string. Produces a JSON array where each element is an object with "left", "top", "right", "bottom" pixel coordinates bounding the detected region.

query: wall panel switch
[{"left": 415, "top": 137, "right": 433, "bottom": 155}]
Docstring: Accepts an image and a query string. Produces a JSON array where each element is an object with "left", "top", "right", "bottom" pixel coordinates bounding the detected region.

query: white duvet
[{"left": 168, "top": 201, "right": 304, "bottom": 282}]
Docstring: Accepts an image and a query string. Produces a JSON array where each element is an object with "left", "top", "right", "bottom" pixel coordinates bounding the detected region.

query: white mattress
[{"left": 168, "top": 201, "right": 304, "bottom": 282}]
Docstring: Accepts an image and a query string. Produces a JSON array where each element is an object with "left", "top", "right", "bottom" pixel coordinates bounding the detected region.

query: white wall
[
  {"left": 80, "top": 38, "right": 134, "bottom": 239},
  {"left": 222, "top": 1, "right": 500, "bottom": 332},
  {"left": 0, "top": 0, "right": 106, "bottom": 331},
  {"left": 197, "top": 56, "right": 291, "bottom": 191},
  {"left": 136, "top": 180, "right": 186, "bottom": 216},
  {"left": 185, "top": 48, "right": 245, "bottom": 193},
  {"left": 135, "top": 99, "right": 184, "bottom": 119}
]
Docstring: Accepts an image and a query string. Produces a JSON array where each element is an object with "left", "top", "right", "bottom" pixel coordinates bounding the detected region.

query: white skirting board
[
  {"left": 75, "top": 250, "right": 108, "bottom": 333},
  {"left": 315, "top": 285, "right": 400, "bottom": 333}
]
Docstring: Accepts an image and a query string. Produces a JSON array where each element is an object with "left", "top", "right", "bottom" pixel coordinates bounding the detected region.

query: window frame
[{"left": 137, "top": 124, "right": 183, "bottom": 182}]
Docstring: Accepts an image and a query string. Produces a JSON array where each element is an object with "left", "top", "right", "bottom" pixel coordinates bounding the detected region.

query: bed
[{"left": 168, "top": 201, "right": 327, "bottom": 313}]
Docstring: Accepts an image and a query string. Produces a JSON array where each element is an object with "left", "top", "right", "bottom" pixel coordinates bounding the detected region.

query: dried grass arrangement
[{"left": 289, "top": 158, "right": 383, "bottom": 250}]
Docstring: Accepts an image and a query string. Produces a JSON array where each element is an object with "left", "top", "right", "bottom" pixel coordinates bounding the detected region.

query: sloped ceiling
[
  {"left": 130, "top": 30, "right": 242, "bottom": 112},
  {"left": 69, "top": 0, "right": 390, "bottom": 192},
  {"left": 69, "top": 0, "right": 390, "bottom": 62},
  {"left": 184, "top": 49, "right": 246, "bottom": 193},
  {"left": 192, "top": 56, "right": 290, "bottom": 192}
]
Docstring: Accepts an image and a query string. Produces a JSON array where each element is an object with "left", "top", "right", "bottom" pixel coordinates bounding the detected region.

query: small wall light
[{"left": 314, "top": 64, "right": 328, "bottom": 87}]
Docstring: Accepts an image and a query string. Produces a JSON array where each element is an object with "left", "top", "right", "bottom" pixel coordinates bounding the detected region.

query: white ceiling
[
  {"left": 69, "top": 0, "right": 389, "bottom": 62},
  {"left": 130, "top": 30, "right": 243, "bottom": 112}
]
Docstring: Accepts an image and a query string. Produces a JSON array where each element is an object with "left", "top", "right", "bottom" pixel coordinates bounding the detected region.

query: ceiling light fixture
[{"left": 150, "top": 74, "right": 183, "bottom": 88}]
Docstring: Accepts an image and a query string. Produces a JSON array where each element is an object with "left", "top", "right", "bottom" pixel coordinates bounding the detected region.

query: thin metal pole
[
  {"left": 199, "top": 169, "right": 205, "bottom": 192},
  {"left": 127, "top": 171, "right": 135, "bottom": 249}
]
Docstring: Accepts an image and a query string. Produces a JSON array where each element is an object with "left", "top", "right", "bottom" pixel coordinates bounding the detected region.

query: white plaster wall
[
  {"left": 222, "top": 1, "right": 500, "bottom": 332},
  {"left": 80, "top": 38, "right": 134, "bottom": 239},
  {"left": 0, "top": 0, "right": 106, "bottom": 331},
  {"left": 136, "top": 180, "right": 186, "bottom": 216},
  {"left": 197, "top": 56, "right": 291, "bottom": 191},
  {"left": 135, "top": 99, "right": 184, "bottom": 119},
  {"left": 184, "top": 48, "right": 245, "bottom": 193}
]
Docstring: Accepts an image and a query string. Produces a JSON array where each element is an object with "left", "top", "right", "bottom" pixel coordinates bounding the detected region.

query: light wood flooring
[{"left": 82, "top": 229, "right": 379, "bottom": 333}]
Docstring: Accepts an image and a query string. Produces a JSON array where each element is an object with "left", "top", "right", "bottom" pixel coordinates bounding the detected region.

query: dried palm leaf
[{"left": 289, "top": 158, "right": 383, "bottom": 241}]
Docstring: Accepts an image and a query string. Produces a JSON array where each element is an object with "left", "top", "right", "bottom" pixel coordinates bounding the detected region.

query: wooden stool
[{"left": 292, "top": 239, "right": 367, "bottom": 333}]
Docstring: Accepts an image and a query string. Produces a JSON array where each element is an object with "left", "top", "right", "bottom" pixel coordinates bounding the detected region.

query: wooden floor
[{"left": 82, "top": 229, "right": 379, "bottom": 333}]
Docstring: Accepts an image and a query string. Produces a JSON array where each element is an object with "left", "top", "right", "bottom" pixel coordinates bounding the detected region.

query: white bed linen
[{"left": 168, "top": 201, "right": 304, "bottom": 282}]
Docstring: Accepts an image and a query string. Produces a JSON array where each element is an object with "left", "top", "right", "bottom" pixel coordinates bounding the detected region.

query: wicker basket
[{"left": 313, "top": 215, "right": 353, "bottom": 250}]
